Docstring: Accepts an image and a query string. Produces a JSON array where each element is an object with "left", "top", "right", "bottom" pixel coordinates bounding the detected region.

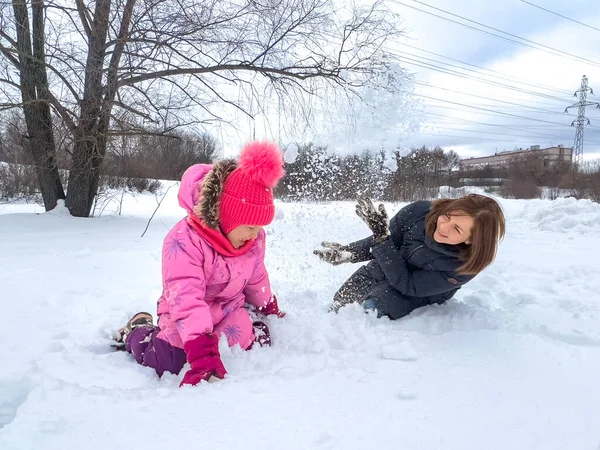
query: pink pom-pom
[{"left": 237, "top": 141, "right": 285, "bottom": 188}]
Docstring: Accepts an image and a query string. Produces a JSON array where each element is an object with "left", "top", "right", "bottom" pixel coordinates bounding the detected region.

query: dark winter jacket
[{"left": 349, "top": 200, "right": 474, "bottom": 304}]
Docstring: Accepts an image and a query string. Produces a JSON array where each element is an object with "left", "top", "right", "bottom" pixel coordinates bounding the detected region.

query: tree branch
[
  {"left": 118, "top": 63, "right": 340, "bottom": 88},
  {"left": 75, "top": 0, "right": 92, "bottom": 39},
  {"left": 0, "top": 42, "right": 21, "bottom": 69},
  {"left": 0, "top": 29, "right": 19, "bottom": 50}
]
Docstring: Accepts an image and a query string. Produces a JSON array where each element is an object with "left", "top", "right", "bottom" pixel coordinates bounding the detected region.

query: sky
[
  {"left": 222, "top": 0, "right": 600, "bottom": 161},
  {"left": 390, "top": 0, "right": 600, "bottom": 161}
]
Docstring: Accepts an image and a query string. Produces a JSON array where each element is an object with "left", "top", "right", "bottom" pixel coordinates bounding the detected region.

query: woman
[{"left": 314, "top": 194, "right": 505, "bottom": 320}]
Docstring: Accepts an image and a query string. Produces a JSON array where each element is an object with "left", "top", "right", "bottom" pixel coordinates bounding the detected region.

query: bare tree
[
  {"left": 385, "top": 146, "right": 463, "bottom": 201},
  {"left": 499, "top": 153, "right": 545, "bottom": 199},
  {"left": 443, "top": 149, "right": 460, "bottom": 174},
  {"left": 565, "top": 159, "right": 600, "bottom": 203},
  {"left": 1, "top": 0, "right": 65, "bottom": 210},
  {"left": 0, "top": 112, "right": 27, "bottom": 163},
  {"left": 0, "top": 0, "right": 405, "bottom": 216},
  {"left": 103, "top": 130, "right": 219, "bottom": 180}
]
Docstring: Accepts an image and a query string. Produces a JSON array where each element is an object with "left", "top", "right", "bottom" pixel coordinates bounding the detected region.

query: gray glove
[
  {"left": 313, "top": 242, "right": 355, "bottom": 266},
  {"left": 313, "top": 237, "right": 375, "bottom": 266},
  {"left": 355, "top": 197, "right": 389, "bottom": 242}
]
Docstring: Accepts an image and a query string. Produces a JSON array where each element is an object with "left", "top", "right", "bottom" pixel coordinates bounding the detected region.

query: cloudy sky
[
  {"left": 221, "top": 0, "right": 600, "bottom": 161},
  {"left": 388, "top": 0, "right": 600, "bottom": 160}
]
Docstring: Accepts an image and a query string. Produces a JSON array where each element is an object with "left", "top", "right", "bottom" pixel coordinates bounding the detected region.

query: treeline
[
  {"left": 275, "top": 144, "right": 461, "bottom": 201},
  {"left": 2, "top": 113, "right": 599, "bottom": 204}
]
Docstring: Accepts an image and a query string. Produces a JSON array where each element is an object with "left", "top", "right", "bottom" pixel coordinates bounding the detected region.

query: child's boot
[
  {"left": 112, "top": 312, "right": 154, "bottom": 350},
  {"left": 252, "top": 321, "right": 271, "bottom": 347}
]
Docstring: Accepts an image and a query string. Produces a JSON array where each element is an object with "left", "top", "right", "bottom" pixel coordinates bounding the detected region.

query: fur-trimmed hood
[{"left": 177, "top": 161, "right": 237, "bottom": 229}]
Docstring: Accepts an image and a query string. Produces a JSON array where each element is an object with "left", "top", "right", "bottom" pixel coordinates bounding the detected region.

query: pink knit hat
[{"left": 219, "top": 141, "right": 285, "bottom": 235}]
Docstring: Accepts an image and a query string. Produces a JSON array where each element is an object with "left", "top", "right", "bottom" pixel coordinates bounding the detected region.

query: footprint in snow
[
  {"left": 380, "top": 341, "right": 419, "bottom": 361},
  {"left": 312, "top": 431, "right": 338, "bottom": 447},
  {"left": 397, "top": 387, "right": 418, "bottom": 400}
]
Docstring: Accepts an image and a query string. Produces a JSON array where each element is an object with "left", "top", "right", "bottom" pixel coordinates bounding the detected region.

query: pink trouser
[{"left": 126, "top": 307, "right": 255, "bottom": 377}]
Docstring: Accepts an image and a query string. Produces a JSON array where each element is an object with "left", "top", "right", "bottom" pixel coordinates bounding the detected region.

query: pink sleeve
[
  {"left": 162, "top": 230, "right": 213, "bottom": 343},
  {"left": 243, "top": 231, "right": 273, "bottom": 309}
]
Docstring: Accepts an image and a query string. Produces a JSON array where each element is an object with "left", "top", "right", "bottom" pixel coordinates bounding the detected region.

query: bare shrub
[
  {"left": 500, "top": 178, "right": 541, "bottom": 199},
  {"left": 559, "top": 160, "right": 600, "bottom": 203},
  {"left": 0, "top": 163, "right": 40, "bottom": 201}
]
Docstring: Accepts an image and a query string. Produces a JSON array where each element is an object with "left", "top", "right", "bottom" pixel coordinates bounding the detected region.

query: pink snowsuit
[{"left": 155, "top": 164, "right": 273, "bottom": 351}]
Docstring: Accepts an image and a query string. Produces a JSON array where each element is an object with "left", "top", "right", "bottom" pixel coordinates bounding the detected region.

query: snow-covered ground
[{"left": 1, "top": 188, "right": 600, "bottom": 450}]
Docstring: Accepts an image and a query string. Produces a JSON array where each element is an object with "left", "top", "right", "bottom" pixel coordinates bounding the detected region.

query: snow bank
[
  {"left": 514, "top": 197, "right": 600, "bottom": 233},
  {"left": 1, "top": 196, "right": 599, "bottom": 450}
]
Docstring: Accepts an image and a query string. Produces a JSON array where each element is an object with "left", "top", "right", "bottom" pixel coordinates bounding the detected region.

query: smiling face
[
  {"left": 226, "top": 225, "right": 263, "bottom": 249},
  {"left": 433, "top": 211, "right": 475, "bottom": 245}
]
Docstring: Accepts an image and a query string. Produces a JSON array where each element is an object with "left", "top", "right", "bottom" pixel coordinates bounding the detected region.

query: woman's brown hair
[{"left": 425, "top": 194, "right": 506, "bottom": 275}]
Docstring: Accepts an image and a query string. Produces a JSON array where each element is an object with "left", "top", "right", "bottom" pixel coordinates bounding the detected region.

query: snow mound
[
  {"left": 1, "top": 197, "right": 600, "bottom": 450},
  {"left": 515, "top": 197, "right": 600, "bottom": 233},
  {"left": 47, "top": 200, "right": 71, "bottom": 216}
]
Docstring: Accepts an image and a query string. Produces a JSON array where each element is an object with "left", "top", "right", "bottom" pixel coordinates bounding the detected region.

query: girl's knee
[
  {"left": 125, "top": 326, "right": 155, "bottom": 363},
  {"left": 215, "top": 308, "right": 254, "bottom": 349}
]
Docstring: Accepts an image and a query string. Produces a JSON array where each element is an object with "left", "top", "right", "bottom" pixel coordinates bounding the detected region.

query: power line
[
  {"left": 414, "top": 93, "right": 571, "bottom": 125},
  {"left": 426, "top": 125, "right": 558, "bottom": 140},
  {"left": 418, "top": 130, "right": 600, "bottom": 146},
  {"left": 413, "top": 80, "right": 572, "bottom": 116},
  {"left": 323, "top": 29, "right": 576, "bottom": 100},
  {"left": 391, "top": 51, "right": 574, "bottom": 103},
  {"left": 391, "top": 0, "right": 600, "bottom": 69},
  {"left": 422, "top": 103, "right": 573, "bottom": 126},
  {"left": 428, "top": 125, "right": 567, "bottom": 142},
  {"left": 421, "top": 111, "right": 569, "bottom": 139},
  {"left": 400, "top": 43, "right": 572, "bottom": 95},
  {"left": 314, "top": 27, "right": 600, "bottom": 155},
  {"left": 410, "top": 0, "right": 600, "bottom": 67},
  {"left": 240, "top": 33, "right": 600, "bottom": 151},
  {"left": 421, "top": 105, "right": 600, "bottom": 146},
  {"left": 395, "top": 50, "right": 572, "bottom": 103},
  {"left": 418, "top": 132, "right": 524, "bottom": 143},
  {"left": 418, "top": 104, "right": 600, "bottom": 145},
  {"left": 322, "top": 30, "right": 582, "bottom": 135},
  {"left": 521, "top": 0, "right": 600, "bottom": 34}
]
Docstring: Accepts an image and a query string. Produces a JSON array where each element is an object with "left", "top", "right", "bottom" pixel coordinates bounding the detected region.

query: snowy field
[{"left": 1, "top": 187, "right": 600, "bottom": 450}]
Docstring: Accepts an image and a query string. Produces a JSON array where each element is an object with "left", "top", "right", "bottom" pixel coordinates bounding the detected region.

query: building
[{"left": 459, "top": 145, "right": 573, "bottom": 170}]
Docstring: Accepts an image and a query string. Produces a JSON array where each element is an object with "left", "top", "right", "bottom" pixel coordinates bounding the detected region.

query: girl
[
  {"left": 113, "top": 141, "right": 286, "bottom": 386},
  {"left": 314, "top": 194, "right": 505, "bottom": 319}
]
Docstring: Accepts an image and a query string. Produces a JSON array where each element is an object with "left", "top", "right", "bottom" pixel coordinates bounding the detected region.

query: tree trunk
[
  {"left": 12, "top": 0, "right": 65, "bottom": 211},
  {"left": 25, "top": 109, "right": 66, "bottom": 211},
  {"left": 65, "top": 0, "right": 111, "bottom": 217},
  {"left": 65, "top": 139, "right": 102, "bottom": 217}
]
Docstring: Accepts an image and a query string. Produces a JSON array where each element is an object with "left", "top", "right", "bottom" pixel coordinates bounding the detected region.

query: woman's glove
[
  {"left": 355, "top": 197, "right": 389, "bottom": 242},
  {"left": 313, "top": 241, "right": 356, "bottom": 266}
]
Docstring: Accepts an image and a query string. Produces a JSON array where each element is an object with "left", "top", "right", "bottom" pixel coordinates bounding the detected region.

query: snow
[
  {"left": 515, "top": 197, "right": 600, "bottom": 233},
  {"left": 307, "top": 64, "right": 423, "bottom": 155},
  {"left": 381, "top": 148, "right": 399, "bottom": 172},
  {"left": 1, "top": 190, "right": 600, "bottom": 450},
  {"left": 284, "top": 143, "right": 299, "bottom": 164}
]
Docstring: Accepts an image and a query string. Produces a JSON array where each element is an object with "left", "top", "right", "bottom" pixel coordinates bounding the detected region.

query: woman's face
[
  {"left": 434, "top": 211, "right": 474, "bottom": 245},
  {"left": 226, "top": 225, "right": 262, "bottom": 249}
]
